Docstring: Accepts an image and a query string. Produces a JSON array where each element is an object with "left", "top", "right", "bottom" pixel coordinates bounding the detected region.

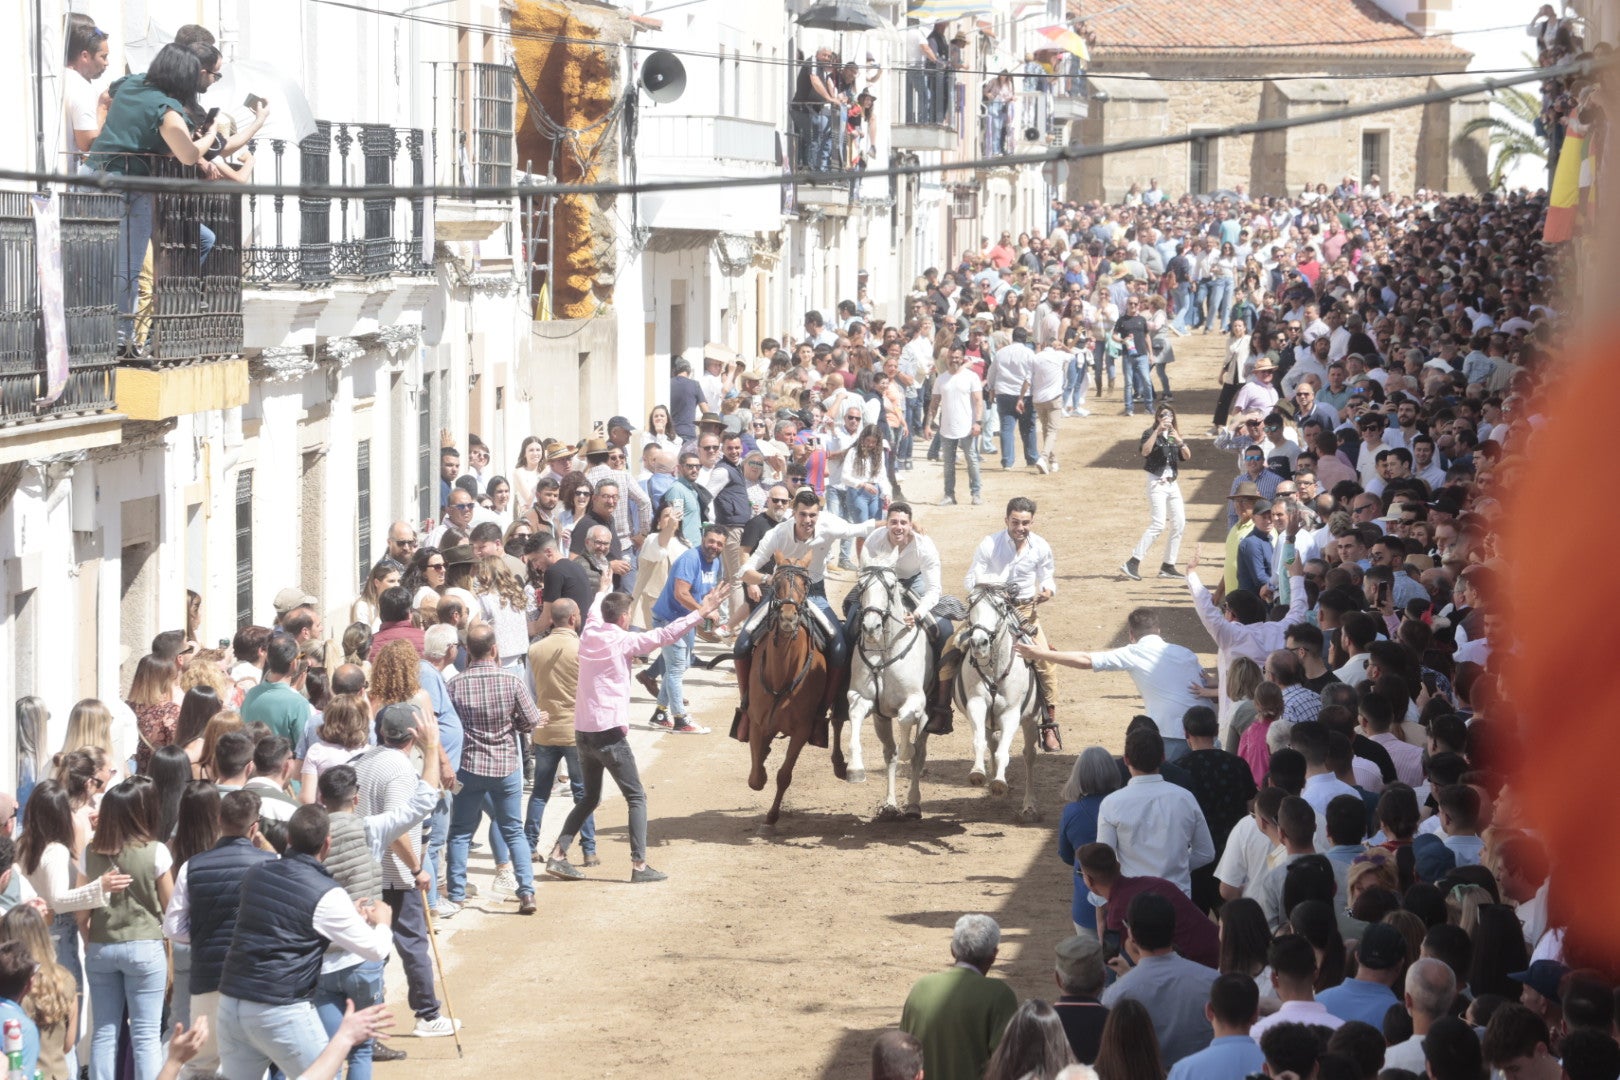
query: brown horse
[{"left": 737, "top": 556, "right": 843, "bottom": 824}]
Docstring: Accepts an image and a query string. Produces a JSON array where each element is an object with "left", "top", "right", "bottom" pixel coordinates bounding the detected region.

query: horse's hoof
[
  {"left": 874, "top": 804, "right": 902, "bottom": 821},
  {"left": 1016, "top": 805, "right": 1042, "bottom": 823},
  {"left": 846, "top": 768, "right": 866, "bottom": 784},
  {"left": 764, "top": 811, "right": 780, "bottom": 827},
  {"left": 988, "top": 778, "right": 1009, "bottom": 797},
  {"left": 968, "top": 770, "right": 986, "bottom": 787},
  {"left": 903, "top": 805, "right": 923, "bottom": 820},
  {"left": 748, "top": 771, "right": 767, "bottom": 792}
]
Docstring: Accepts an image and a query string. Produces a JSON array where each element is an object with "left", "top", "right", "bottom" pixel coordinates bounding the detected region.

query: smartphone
[
  {"left": 1377, "top": 581, "right": 1390, "bottom": 606},
  {"left": 218, "top": 638, "right": 230, "bottom": 649},
  {"left": 243, "top": 93, "right": 267, "bottom": 111},
  {"left": 205, "top": 107, "right": 220, "bottom": 124}
]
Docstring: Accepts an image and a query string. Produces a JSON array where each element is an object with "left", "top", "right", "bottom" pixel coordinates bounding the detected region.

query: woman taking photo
[
  {"left": 125, "top": 657, "right": 181, "bottom": 773},
  {"left": 19, "top": 780, "right": 131, "bottom": 994},
  {"left": 83, "top": 779, "right": 173, "bottom": 1080},
  {"left": 1120, "top": 404, "right": 1191, "bottom": 581}
]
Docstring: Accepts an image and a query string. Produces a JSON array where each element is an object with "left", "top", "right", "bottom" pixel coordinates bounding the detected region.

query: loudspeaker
[
  {"left": 1024, "top": 126, "right": 1042, "bottom": 142},
  {"left": 640, "top": 51, "right": 686, "bottom": 104}
]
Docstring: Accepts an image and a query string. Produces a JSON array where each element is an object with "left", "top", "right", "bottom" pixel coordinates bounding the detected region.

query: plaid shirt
[
  {"left": 447, "top": 660, "right": 541, "bottom": 777},
  {"left": 584, "top": 464, "right": 653, "bottom": 540}
]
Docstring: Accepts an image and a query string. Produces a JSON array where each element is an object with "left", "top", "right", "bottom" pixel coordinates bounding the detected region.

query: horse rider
[
  {"left": 848, "top": 500, "right": 953, "bottom": 683},
  {"left": 929, "top": 495, "right": 1064, "bottom": 752},
  {"left": 735, "top": 487, "right": 868, "bottom": 717}
]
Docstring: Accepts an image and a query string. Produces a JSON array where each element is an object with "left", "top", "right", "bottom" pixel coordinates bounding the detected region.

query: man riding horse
[
  {"left": 928, "top": 496, "right": 1065, "bottom": 752},
  {"left": 734, "top": 487, "right": 869, "bottom": 731},
  {"left": 845, "top": 501, "right": 953, "bottom": 663}
]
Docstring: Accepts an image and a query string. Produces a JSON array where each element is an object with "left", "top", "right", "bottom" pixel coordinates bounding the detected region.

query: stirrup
[{"left": 1038, "top": 720, "right": 1063, "bottom": 752}]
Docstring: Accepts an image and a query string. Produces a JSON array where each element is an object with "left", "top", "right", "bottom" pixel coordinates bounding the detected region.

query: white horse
[
  {"left": 845, "top": 566, "right": 931, "bottom": 818},
  {"left": 956, "top": 583, "right": 1040, "bottom": 822}
]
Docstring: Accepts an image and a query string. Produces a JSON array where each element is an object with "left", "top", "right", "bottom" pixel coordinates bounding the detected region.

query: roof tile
[{"left": 1070, "top": 0, "right": 1470, "bottom": 60}]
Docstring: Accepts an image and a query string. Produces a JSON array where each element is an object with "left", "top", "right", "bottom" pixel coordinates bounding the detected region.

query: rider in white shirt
[
  {"left": 851, "top": 503, "right": 955, "bottom": 726},
  {"left": 930, "top": 497, "right": 1063, "bottom": 752}
]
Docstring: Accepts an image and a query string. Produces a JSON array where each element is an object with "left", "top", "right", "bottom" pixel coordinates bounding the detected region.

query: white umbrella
[{"left": 201, "top": 60, "right": 317, "bottom": 146}]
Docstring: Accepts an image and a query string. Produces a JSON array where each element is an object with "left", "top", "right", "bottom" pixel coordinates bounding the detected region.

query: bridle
[
  {"left": 756, "top": 561, "right": 817, "bottom": 733},
  {"left": 852, "top": 566, "right": 924, "bottom": 719},
  {"left": 959, "top": 583, "right": 1036, "bottom": 714}
]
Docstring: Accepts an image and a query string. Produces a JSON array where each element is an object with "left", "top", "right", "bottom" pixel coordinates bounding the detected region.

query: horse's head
[
  {"left": 854, "top": 565, "right": 900, "bottom": 645},
  {"left": 769, "top": 556, "right": 812, "bottom": 635},
  {"left": 965, "top": 583, "right": 1016, "bottom": 660}
]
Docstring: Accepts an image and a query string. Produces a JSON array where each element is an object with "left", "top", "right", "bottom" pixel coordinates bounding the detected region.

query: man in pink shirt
[{"left": 543, "top": 581, "right": 731, "bottom": 883}]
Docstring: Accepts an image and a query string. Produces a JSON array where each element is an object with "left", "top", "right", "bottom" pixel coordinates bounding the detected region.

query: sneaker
[
  {"left": 545, "top": 857, "right": 585, "bottom": 881},
  {"left": 630, "top": 865, "right": 669, "bottom": 883},
  {"left": 971, "top": 495, "right": 983, "bottom": 505},
  {"left": 672, "top": 720, "right": 710, "bottom": 734},
  {"left": 1158, "top": 563, "right": 1180, "bottom": 578},
  {"left": 582, "top": 853, "right": 601, "bottom": 867},
  {"left": 649, "top": 707, "right": 673, "bottom": 730},
  {"left": 1050, "top": 460, "right": 1061, "bottom": 472},
  {"left": 413, "top": 1016, "right": 462, "bottom": 1039},
  {"left": 433, "top": 900, "right": 462, "bottom": 921},
  {"left": 490, "top": 866, "right": 518, "bottom": 899},
  {"left": 938, "top": 496, "right": 957, "bottom": 506},
  {"left": 1119, "top": 558, "right": 1142, "bottom": 580},
  {"left": 372, "top": 1043, "right": 408, "bottom": 1062},
  {"left": 1073, "top": 407, "right": 1090, "bottom": 417},
  {"left": 1035, "top": 457, "right": 1049, "bottom": 475}
]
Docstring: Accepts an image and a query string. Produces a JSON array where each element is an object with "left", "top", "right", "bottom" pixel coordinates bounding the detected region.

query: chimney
[{"left": 1368, "top": 0, "right": 1451, "bottom": 37}]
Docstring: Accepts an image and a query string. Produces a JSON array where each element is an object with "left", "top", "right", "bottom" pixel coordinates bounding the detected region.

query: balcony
[
  {"left": 0, "top": 190, "right": 123, "bottom": 454},
  {"left": 787, "top": 103, "right": 859, "bottom": 213},
  {"left": 1043, "top": 57, "right": 1090, "bottom": 122},
  {"left": 635, "top": 114, "right": 783, "bottom": 233},
  {"left": 243, "top": 122, "right": 434, "bottom": 289},
  {"left": 891, "top": 68, "right": 960, "bottom": 153}
]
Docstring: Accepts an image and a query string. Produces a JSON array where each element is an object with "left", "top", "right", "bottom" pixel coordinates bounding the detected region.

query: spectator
[
  {"left": 899, "top": 914, "right": 1018, "bottom": 1080},
  {"left": 1317, "top": 923, "right": 1405, "bottom": 1026},
  {"left": 1059, "top": 747, "right": 1123, "bottom": 936},
  {"left": 1100, "top": 891, "right": 1219, "bottom": 1066},
  {"left": 1051, "top": 934, "right": 1108, "bottom": 1065},
  {"left": 1078, "top": 843, "right": 1220, "bottom": 969},
  {"left": 870, "top": 1030, "right": 923, "bottom": 1080},
  {"left": 1165, "top": 974, "right": 1264, "bottom": 1080},
  {"left": 983, "top": 1000, "right": 1076, "bottom": 1080},
  {"left": 1249, "top": 932, "right": 1344, "bottom": 1038},
  {"left": 1382, "top": 957, "right": 1458, "bottom": 1073},
  {"left": 214, "top": 806, "right": 392, "bottom": 1079},
  {"left": 1091, "top": 998, "right": 1161, "bottom": 1080},
  {"left": 1095, "top": 726, "right": 1215, "bottom": 897},
  {"left": 525, "top": 599, "right": 596, "bottom": 867}
]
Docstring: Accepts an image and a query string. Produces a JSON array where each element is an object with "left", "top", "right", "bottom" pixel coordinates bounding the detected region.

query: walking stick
[{"left": 420, "top": 888, "right": 464, "bottom": 1058}]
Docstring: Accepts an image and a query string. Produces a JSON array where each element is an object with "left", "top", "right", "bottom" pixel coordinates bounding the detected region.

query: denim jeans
[
  {"left": 1192, "top": 280, "right": 1212, "bottom": 329},
  {"left": 86, "top": 938, "right": 166, "bottom": 1080},
  {"left": 1206, "top": 277, "right": 1233, "bottom": 331},
  {"left": 845, "top": 486, "right": 882, "bottom": 524},
  {"left": 114, "top": 192, "right": 155, "bottom": 344},
  {"left": 315, "top": 959, "right": 385, "bottom": 1080},
  {"left": 198, "top": 222, "right": 216, "bottom": 265},
  {"left": 906, "top": 68, "right": 934, "bottom": 124},
  {"left": 654, "top": 616, "right": 697, "bottom": 718},
  {"left": 52, "top": 911, "right": 82, "bottom": 993},
  {"left": 985, "top": 100, "right": 1010, "bottom": 156},
  {"left": 448, "top": 767, "right": 533, "bottom": 901},
  {"left": 1063, "top": 355, "right": 1088, "bottom": 412},
  {"left": 809, "top": 106, "right": 834, "bottom": 170},
  {"left": 1122, "top": 351, "right": 1154, "bottom": 415},
  {"left": 423, "top": 792, "right": 450, "bottom": 907},
  {"left": 940, "top": 436, "right": 981, "bottom": 499},
  {"left": 527, "top": 744, "right": 596, "bottom": 853},
  {"left": 558, "top": 729, "right": 649, "bottom": 864},
  {"left": 1171, "top": 283, "right": 1193, "bottom": 330},
  {"left": 996, "top": 393, "right": 1037, "bottom": 467},
  {"left": 979, "top": 399, "right": 999, "bottom": 454},
  {"left": 1152, "top": 336, "right": 1175, "bottom": 395},
  {"left": 1093, "top": 341, "right": 1116, "bottom": 392},
  {"left": 217, "top": 996, "right": 329, "bottom": 1080}
]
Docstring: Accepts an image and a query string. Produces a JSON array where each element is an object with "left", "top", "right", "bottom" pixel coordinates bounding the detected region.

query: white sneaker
[
  {"left": 433, "top": 900, "right": 462, "bottom": 921},
  {"left": 1073, "top": 407, "right": 1090, "bottom": 417},
  {"left": 413, "top": 1016, "right": 462, "bottom": 1039},
  {"left": 490, "top": 866, "right": 518, "bottom": 899},
  {"left": 1035, "top": 457, "right": 1049, "bottom": 474},
  {"left": 1050, "top": 460, "right": 1061, "bottom": 472}
]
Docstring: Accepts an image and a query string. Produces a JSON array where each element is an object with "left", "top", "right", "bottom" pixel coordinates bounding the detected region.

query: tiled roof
[{"left": 1068, "top": 0, "right": 1471, "bottom": 60}]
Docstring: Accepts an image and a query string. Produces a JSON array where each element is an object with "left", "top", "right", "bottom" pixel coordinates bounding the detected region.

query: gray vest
[{"left": 323, "top": 812, "right": 382, "bottom": 904}]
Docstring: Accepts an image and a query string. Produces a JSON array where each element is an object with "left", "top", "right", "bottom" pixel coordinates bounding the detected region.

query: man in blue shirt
[
  {"left": 650, "top": 524, "right": 725, "bottom": 734},
  {"left": 1167, "top": 973, "right": 1264, "bottom": 1080},
  {"left": 1317, "top": 922, "right": 1404, "bottom": 1026},
  {"left": 0, "top": 941, "right": 40, "bottom": 1074},
  {"left": 1236, "top": 500, "right": 1277, "bottom": 596}
]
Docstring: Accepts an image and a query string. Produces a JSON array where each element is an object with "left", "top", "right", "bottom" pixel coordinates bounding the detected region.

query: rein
[
  {"left": 756, "top": 562, "right": 817, "bottom": 735},
  {"left": 960, "top": 586, "right": 1034, "bottom": 715},
  {"left": 853, "top": 567, "right": 924, "bottom": 723}
]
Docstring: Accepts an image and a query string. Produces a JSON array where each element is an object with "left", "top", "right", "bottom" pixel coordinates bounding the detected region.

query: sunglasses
[{"left": 427, "top": 562, "right": 446, "bottom": 570}]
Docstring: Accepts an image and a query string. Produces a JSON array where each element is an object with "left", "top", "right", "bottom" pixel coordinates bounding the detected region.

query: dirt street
[{"left": 389, "top": 331, "right": 1237, "bottom": 1078}]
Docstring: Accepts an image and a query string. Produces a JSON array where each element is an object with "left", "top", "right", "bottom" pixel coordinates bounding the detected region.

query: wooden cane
[{"left": 420, "top": 890, "right": 464, "bottom": 1058}]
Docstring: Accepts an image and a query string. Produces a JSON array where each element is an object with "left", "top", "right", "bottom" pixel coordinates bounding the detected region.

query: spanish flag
[{"left": 1543, "top": 128, "right": 1586, "bottom": 243}]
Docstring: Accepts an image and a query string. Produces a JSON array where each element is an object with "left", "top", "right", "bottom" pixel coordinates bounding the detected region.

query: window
[
  {"left": 468, "top": 63, "right": 515, "bottom": 188},
  {"left": 417, "top": 375, "right": 434, "bottom": 525},
  {"left": 357, "top": 439, "right": 372, "bottom": 579},
  {"left": 1189, "top": 134, "right": 1215, "bottom": 196},
  {"left": 234, "top": 470, "right": 254, "bottom": 627},
  {"left": 1361, "top": 130, "right": 1388, "bottom": 189}
]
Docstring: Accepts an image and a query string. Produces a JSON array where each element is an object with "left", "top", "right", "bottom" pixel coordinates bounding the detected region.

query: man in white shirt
[
  {"left": 1248, "top": 934, "right": 1346, "bottom": 1039},
  {"left": 1015, "top": 608, "right": 1203, "bottom": 760},
  {"left": 1029, "top": 336, "right": 1068, "bottom": 473},
  {"left": 989, "top": 328, "right": 1038, "bottom": 470},
  {"left": 1095, "top": 726, "right": 1216, "bottom": 895},
  {"left": 924, "top": 346, "right": 984, "bottom": 506},
  {"left": 856, "top": 503, "right": 955, "bottom": 728},
  {"left": 63, "top": 21, "right": 110, "bottom": 169},
  {"left": 1382, "top": 959, "right": 1458, "bottom": 1074}
]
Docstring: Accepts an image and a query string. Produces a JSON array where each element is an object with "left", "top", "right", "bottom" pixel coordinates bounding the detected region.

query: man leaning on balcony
[{"left": 792, "top": 48, "right": 842, "bottom": 172}]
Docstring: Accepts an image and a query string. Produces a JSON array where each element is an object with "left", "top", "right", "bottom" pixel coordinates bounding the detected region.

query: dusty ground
[{"left": 388, "top": 331, "right": 1238, "bottom": 1078}]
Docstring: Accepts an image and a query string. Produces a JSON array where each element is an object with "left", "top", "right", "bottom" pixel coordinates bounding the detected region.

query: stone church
[{"left": 1069, "top": 0, "right": 1491, "bottom": 200}]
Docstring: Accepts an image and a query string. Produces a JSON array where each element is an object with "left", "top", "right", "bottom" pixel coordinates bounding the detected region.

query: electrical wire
[
  {"left": 302, "top": 0, "right": 1541, "bottom": 82},
  {"left": 14, "top": 57, "right": 1584, "bottom": 202}
]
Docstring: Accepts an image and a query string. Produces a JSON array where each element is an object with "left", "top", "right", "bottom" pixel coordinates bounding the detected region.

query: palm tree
[{"left": 1458, "top": 84, "right": 1546, "bottom": 191}]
